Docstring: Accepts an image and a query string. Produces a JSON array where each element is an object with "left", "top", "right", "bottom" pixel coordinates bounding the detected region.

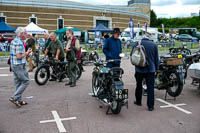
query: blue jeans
[{"left": 11, "top": 64, "right": 29, "bottom": 102}]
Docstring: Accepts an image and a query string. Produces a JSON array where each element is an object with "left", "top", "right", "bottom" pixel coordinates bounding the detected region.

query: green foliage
[
  {"left": 150, "top": 10, "right": 157, "bottom": 27},
  {"left": 150, "top": 10, "right": 200, "bottom": 31}
]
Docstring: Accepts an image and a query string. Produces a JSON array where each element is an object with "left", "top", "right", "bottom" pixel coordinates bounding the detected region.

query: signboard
[{"left": 74, "top": 31, "right": 81, "bottom": 36}]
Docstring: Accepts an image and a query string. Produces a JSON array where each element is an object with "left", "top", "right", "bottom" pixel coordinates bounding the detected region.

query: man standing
[
  {"left": 44, "top": 32, "right": 65, "bottom": 81},
  {"left": 65, "top": 29, "right": 81, "bottom": 87},
  {"left": 26, "top": 34, "right": 36, "bottom": 72},
  {"left": 134, "top": 35, "right": 159, "bottom": 111},
  {"left": 43, "top": 32, "right": 51, "bottom": 53},
  {"left": 103, "top": 28, "right": 122, "bottom": 68},
  {"left": 9, "top": 27, "right": 32, "bottom": 108}
]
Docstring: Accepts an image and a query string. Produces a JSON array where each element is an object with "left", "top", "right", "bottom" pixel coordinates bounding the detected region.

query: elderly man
[
  {"left": 26, "top": 34, "right": 36, "bottom": 72},
  {"left": 9, "top": 27, "right": 32, "bottom": 108},
  {"left": 65, "top": 29, "right": 81, "bottom": 87},
  {"left": 103, "top": 28, "right": 122, "bottom": 68},
  {"left": 44, "top": 32, "right": 65, "bottom": 81},
  {"left": 134, "top": 34, "right": 159, "bottom": 111},
  {"left": 43, "top": 32, "right": 51, "bottom": 53}
]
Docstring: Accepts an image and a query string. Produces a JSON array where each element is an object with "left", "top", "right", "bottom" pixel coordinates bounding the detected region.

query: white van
[{"left": 120, "top": 27, "right": 158, "bottom": 43}]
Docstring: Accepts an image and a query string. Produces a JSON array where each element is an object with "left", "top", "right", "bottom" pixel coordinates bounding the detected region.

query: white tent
[{"left": 25, "top": 22, "right": 48, "bottom": 34}]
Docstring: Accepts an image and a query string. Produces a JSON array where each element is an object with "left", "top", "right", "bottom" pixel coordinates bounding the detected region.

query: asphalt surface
[{"left": 0, "top": 59, "right": 200, "bottom": 133}]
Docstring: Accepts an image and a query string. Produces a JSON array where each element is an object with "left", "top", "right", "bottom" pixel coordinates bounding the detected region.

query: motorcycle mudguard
[
  {"left": 177, "top": 72, "right": 184, "bottom": 86},
  {"left": 112, "top": 81, "right": 124, "bottom": 90}
]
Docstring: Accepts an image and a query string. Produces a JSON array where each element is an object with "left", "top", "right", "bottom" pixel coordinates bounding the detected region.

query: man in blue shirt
[
  {"left": 134, "top": 36, "right": 159, "bottom": 111},
  {"left": 103, "top": 28, "right": 122, "bottom": 68},
  {"left": 9, "top": 27, "right": 32, "bottom": 108}
]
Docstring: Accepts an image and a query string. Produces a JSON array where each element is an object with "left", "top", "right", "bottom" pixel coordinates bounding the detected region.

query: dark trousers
[
  {"left": 107, "top": 62, "right": 120, "bottom": 68},
  {"left": 135, "top": 72, "right": 155, "bottom": 108}
]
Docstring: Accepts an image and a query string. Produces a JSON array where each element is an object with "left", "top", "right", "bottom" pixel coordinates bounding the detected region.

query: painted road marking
[
  {"left": 40, "top": 111, "right": 77, "bottom": 133},
  {"left": 0, "top": 67, "right": 9, "bottom": 70},
  {"left": 0, "top": 74, "right": 10, "bottom": 76},
  {"left": 156, "top": 98, "right": 192, "bottom": 115},
  {"left": 0, "top": 73, "right": 34, "bottom": 77}
]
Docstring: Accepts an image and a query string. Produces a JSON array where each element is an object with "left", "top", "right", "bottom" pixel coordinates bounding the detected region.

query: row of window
[{"left": 0, "top": 16, "right": 64, "bottom": 30}]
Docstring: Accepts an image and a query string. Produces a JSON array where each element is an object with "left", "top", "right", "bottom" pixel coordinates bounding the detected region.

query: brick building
[{"left": 0, "top": 0, "right": 151, "bottom": 32}]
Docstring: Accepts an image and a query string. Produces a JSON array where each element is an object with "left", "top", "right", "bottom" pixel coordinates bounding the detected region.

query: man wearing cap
[{"left": 103, "top": 28, "right": 122, "bottom": 68}]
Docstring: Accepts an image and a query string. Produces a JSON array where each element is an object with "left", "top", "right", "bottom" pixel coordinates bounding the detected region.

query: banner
[
  {"left": 162, "top": 24, "right": 165, "bottom": 37},
  {"left": 144, "top": 22, "right": 147, "bottom": 33},
  {"left": 129, "top": 18, "right": 134, "bottom": 39}
]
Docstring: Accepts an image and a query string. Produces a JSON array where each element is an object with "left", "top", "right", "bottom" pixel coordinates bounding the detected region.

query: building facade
[{"left": 0, "top": 0, "right": 151, "bottom": 32}]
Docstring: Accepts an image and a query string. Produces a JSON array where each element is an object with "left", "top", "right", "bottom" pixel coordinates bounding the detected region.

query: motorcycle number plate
[{"left": 115, "top": 89, "right": 128, "bottom": 100}]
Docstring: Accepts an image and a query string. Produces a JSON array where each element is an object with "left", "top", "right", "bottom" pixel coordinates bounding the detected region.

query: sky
[{"left": 68, "top": 0, "right": 200, "bottom": 18}]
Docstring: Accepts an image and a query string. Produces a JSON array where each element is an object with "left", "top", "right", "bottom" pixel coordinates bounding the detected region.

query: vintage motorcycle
[
  {"left": 143, "top": 55, "right": 185, "bottom": 98},
  {"left": 91, "top": 56, "right": 128, "bottom": 114},
  {"left": 34, "top": 57, "right": 83, "bottom": 85},
  {"left": 183, "top": 50, "right": 200, "bottom": 79},
  {"left": 81, "top": 49, "right": 99, "bottom": 65},
  {"left": 169, "top": 46, "right": 191, "bottom": 55}
]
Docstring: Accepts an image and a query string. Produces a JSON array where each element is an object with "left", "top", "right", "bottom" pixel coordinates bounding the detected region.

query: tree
[{"left": 150, "top": 10, "right": 157, "bottom": 27}]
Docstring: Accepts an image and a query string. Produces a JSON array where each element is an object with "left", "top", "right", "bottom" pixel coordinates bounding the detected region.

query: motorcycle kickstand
[{"left": 106, "top": 106, "right": 112, "bottom": 115}]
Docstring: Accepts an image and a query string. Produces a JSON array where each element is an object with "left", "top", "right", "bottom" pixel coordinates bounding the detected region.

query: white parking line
[
  {"left": 156, "top": 98, "right": 192, "bottom": 115},
  {"left": 40, "top": 111, "right": 77, "bottom": 133},
  {"left": 0, "top": 73, "right": 34, "bottom": 77},
  {"left": 0, "top": 67, "right": 9, "bottom": 70},
  {"left": 0, "top": 74, "right": 11, "bottom": 77}
]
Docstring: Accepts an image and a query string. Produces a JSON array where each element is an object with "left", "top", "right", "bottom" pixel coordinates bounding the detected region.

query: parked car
[
  {"left": 0, "top": 33, "right": 15, "bottom": 43},
  {"left": 176, "top": 34, "right": 198, "bottom": 42}
]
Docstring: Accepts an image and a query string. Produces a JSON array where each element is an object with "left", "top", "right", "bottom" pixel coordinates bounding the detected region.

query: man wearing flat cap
[{"left": 103, "top": 28, "right": 122, "bottom": 68}]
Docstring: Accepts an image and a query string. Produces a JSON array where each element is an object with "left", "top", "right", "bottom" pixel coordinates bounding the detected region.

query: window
[
  {"left": 137, "top": 22, "right": 140, "bottom": 28},
  {"left": 0, "top": 16, "right": 6, "bottom": 23},
  {"left": 57, "top": 18, "right": 64, "bottom": 30},
  {"left": 29, "top": 14, "right": 37, "bottom": 24}
]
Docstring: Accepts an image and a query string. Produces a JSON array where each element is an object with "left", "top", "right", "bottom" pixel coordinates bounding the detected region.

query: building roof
[{"left": 0, "top": 0, "right": 150, "bottom": 19}]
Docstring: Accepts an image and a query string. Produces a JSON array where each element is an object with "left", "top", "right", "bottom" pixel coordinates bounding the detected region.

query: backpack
[{"left": 130, "top": 40, "right": 148, "bottom": 67}]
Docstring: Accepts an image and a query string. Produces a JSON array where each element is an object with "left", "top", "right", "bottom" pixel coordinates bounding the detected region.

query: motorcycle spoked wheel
[
  {"left": 110, "top": 100, "right": 122, "bottom": 114},
  {"left": 76, "top": 65, "right": 82, "bottom": 80},
  {"left": 92, "top": 75, "right": 100, "bottom": 96},
  {"left": 34, "top": 66, "right": 50, "bottom": 85},
  {"left": 167, "top": 72, "right": 183, "bottom": 97},
  {"left": 110, "top": 83, "right": 122, "bottom": 114}
]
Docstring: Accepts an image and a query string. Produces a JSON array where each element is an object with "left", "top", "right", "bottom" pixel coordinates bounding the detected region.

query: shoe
[
  {"left": 148, "top": 107, "right": 154, "bottom": 111},
  {"left": 32, "top": 66, "right": 36, "bottom": 70},
  {"left": 134, "top": 101, "right": 142, "bottom": 106},
  {"left": 28, "top": 69, "right": 33, "bottom": 72},
  {"left": 65, "top": 82, "right": 72, "bottom": 86},
  {"left": 49, "top": 78, "right": 56, "bottom": 81},
  {"left": 70, "top": 83, "right": 76, "bottom": 87}
]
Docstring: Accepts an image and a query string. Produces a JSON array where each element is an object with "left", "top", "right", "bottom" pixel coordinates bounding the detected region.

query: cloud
[
  {"left": 181, "top": 0, "right": 200, "bottom": 5},
  {"left": 151, "top": 0, "right": 177, "bottom": 6}
]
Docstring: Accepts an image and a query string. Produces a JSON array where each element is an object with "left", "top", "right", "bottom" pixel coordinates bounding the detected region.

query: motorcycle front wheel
[
  {"left": 167, "top": 72, "right": 183, "bottom": 97},
  {"left": 34, "top": 66, "right": 50, "bottom": 85},
  {"left": 111, "top": 100, "right": 122, "bottom": 114},
  {"left": 76, "top": 65, "right": 82, "bottom": 80},
  {"left": 92, "top": 75, "right": 100, "bottom": 96}
]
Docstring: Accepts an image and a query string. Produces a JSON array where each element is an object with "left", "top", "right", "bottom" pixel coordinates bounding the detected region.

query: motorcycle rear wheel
[
  {"left": 111, "top": 100, "right": 122, "bottom": 114},
  {"left": 167, "top": 72, "right": 183, "bottom": 97}
]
